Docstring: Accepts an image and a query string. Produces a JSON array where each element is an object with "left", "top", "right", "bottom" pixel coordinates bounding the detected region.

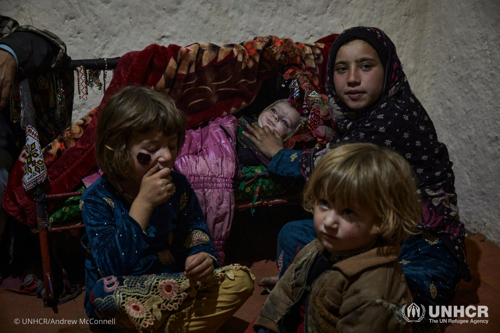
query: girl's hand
[
  {"left": 137, "top": 164, "right": 176, "bottom": 208},
  {"left": 242, "top": 122, "right": 284, "bottom": 159},
  {"left": 183, "top": 252, "right": 215, "bottom": 282}
]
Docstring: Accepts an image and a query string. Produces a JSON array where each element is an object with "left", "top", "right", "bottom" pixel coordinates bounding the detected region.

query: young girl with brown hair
[{"left": 81, "top": 86, "right": 254, "bottom": 332}]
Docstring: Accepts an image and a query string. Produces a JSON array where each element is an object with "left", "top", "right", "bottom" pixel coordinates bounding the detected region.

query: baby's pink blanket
[{"left": 174, "top": 116, "right": 238, "bottom": 264}]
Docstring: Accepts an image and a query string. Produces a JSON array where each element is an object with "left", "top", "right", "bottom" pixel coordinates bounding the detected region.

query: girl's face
[
  {"left": 333, "top": 39, "right": 384, "bottom": 110},
  {"left": 128, "top": 129, "right": 178, "bottom": 183},
  {"left": 313, "top": 197, "right": 378, "bottom": 253},
  {"left": 257, "top": 101, "right": 301, "bottom": 139}
]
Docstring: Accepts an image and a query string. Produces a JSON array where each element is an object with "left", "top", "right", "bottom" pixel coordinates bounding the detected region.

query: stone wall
[{"left": 4, "top": 0, "right": 500, "bottom": 244}]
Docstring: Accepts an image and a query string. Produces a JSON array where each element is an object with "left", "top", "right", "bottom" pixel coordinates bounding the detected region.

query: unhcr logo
[
  {"left": 402, "top": 304, "right": 489, "bottom": 324},
  {"left": 402, "top": 303, "right": 426, "bottom": 323},
  {"left": 428, "top": 305, "right": 489, "bottom": 324}
]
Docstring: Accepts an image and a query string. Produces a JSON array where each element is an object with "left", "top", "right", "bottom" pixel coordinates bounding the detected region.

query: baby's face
[{"left": 257, "top": 101, "right": 301, "bottom": 139}]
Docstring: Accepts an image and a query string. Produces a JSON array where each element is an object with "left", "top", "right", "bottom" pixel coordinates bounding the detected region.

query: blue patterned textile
[
  {"left": 80, "top": 171, "right": 219, "bottom": 323},
  {"left": 268, "top": 148, "right": 303, "bottom": 178}
]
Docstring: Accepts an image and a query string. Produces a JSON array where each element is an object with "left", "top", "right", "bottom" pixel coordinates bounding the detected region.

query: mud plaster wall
[{"left": 4, "top": 0, "right": 500, "bottom": 245}]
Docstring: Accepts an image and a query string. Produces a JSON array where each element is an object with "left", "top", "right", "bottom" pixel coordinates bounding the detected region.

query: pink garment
[
  {"left": 82, "top": 169, "right": 104, "bottom": 188},
  {"left": 174, "top": 116, "right": 238, "bottom": 265}
]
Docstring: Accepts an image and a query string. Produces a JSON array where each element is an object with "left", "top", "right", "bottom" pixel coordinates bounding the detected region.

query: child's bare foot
[{"left": 258, "top": 274, "right": 279, "bottom": 291}]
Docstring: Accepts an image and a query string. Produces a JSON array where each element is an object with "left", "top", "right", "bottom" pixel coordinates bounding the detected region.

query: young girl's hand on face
[
  {"left": 136, "top": 163, "right": 176, "bottom": 208},
  {"left": 183, "top": 252, "right": 215, "bottom": 282},
  {"left": 243, "top": 122, "right": 284, "bottom": 159}
]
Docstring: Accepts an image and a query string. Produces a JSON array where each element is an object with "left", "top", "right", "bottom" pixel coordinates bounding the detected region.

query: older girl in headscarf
[{"left": 244, "top": 26, "right": 470, "bottom": 307}]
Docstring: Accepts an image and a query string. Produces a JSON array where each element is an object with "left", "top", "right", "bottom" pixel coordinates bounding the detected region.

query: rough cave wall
[{"left": 4, "top": 0, "right": 500, "bottom": 245}]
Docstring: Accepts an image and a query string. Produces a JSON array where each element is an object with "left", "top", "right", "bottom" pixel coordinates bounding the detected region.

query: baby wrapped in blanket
[
  {"left": 174, "top": 99, "right": 305, "bottom": 264},
  {"left": 175, "top": 71, "right": 332, "bottom": 264}
]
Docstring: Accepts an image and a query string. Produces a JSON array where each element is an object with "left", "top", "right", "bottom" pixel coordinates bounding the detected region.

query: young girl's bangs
[
  {"left": 315, "top": 160, "right": 378, "bottom": 213},
  {"left": 303, "top": 143, "right": 390, "bottom": 217},
  {"left": 127, "top": 92, "right": 184, "bottom": 138}
]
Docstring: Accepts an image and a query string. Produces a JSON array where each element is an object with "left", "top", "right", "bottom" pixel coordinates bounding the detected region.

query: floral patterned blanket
[{"left": 3, "top": 34, "right": 337, "bottom": 227}]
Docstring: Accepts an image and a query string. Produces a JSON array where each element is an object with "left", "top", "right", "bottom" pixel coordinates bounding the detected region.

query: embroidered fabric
[
  {"left": 184, "top": 230, "right": 210, "bottom": 248},
  {"left": 93, "top": 264, "right": 254, "bottom": 332},
  {"left": 22, "top": 125, "right": 47, "bottom": 190}
]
